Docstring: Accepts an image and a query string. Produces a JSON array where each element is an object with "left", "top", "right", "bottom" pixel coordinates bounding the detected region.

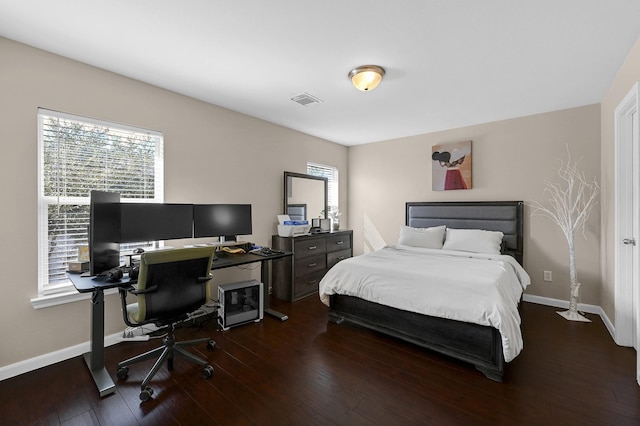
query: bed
[{"left": 320, "top": 201, "right": 528, "bottom": 382}]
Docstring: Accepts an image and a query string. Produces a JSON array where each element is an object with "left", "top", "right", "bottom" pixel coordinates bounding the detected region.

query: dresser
[{"left": 272, "top": 230, "right": 353, "bottom": 301}]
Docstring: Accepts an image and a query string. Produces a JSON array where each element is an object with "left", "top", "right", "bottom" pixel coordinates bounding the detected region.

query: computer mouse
[{"left": 133, "top": 248, "right": 145, "bottom": 254}]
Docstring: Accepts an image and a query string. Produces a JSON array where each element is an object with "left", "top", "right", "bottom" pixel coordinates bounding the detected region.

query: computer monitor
[
  {"left": 89, "top": 190, "right": 121, "bottom": 276},
  {"left": 119, "top": 203, "right": 194, "bottom": 243},
  {"left": 193, "top": 204, "right": 252, "bottom": 241}
]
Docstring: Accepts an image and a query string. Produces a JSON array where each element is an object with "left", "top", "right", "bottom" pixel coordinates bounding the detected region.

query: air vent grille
[{"left": 290, "top": 92, "right": 323, "bottom": 107}]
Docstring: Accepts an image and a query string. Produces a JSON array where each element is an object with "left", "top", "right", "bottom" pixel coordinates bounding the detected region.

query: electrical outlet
[{"left": 543, "top": 270, "right": 552, "bottom": 282}]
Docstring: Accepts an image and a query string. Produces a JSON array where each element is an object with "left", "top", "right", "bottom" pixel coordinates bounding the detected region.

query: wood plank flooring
[{"left": 1, "top": 298, "right": 639, "bottom": 425}]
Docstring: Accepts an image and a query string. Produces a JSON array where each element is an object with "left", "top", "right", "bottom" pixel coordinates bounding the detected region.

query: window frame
[{"left": 36, "top": 108, "right": 164, "bottom": 303}]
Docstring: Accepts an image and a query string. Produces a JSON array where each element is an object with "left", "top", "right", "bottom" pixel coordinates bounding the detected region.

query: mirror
[{"left": 283, "top": 171, "right": 328, "bottom": 222}]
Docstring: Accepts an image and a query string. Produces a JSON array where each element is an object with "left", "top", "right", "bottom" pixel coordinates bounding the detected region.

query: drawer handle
[
  {"left": 308, "top": 262, "right": 317, "bottom": 267},
  {"left": 307, "top": 279, "right": 318, "bottom": 285},
  {"left": 308, "top": 246, "right": 317, "bottom": 250},
  {"left": 336, "top": 241, "right": 344, "bottom": 245},
  {"left": 337, "top": 256, "right": 346, "bottom": 261}
]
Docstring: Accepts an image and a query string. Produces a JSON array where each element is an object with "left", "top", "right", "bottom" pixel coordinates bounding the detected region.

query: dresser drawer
[
  {"left": 294, "top": 254, "right": 326, "bottom": 278},
  {"left": 293, "top": 269, "right": 325, "bottom": 300},
  {"left": 294, "top": 237, "right": 326, "bottom": 258},
  {"left": 327, "top": 248, "right": 352, "bottom": 269},
  {"left": 326, "top": 234, "right": 351, "bottom": 252}
]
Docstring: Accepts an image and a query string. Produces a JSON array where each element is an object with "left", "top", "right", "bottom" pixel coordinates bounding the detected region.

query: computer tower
[{"left": 217, "top": 280, "right": 263, "bottom": 331}]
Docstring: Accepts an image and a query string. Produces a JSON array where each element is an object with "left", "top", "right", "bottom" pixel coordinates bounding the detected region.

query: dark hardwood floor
[{"left": 1, "top": 298, "right": 639, "bottom": 425}]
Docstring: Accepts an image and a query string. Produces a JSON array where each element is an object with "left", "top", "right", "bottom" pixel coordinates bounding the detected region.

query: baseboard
[
  {"left": 0, "top": 332, "right": 122, "bottom": 382},
  {"left": 522, "top": 294, "right": 615, "bottom": 339}
]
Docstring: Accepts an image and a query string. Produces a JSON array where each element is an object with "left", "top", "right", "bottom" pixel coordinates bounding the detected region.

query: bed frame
[{"left": 328, "top": 201, "right": 524, "bottom": 382}]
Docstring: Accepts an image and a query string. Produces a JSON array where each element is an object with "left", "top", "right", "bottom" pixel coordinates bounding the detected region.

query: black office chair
[{"left": 116, "top": 246, "right": 216, "bottom": 401}]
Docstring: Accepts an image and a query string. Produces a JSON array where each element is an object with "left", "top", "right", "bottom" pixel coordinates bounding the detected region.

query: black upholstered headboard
[{"left": 405, "top": 201, "right": 524, "bottom": 265}]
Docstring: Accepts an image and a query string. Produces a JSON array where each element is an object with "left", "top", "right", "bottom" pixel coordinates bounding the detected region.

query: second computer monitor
[
  {"left": 193, "top": 204, "right": 252, "bottom": 241},
  {"left": 119, "top": 203, "right": 194, "bottom": 243}
]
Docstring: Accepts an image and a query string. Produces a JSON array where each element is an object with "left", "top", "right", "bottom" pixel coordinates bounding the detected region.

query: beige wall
[
  {"left": 348, "top": 105, "right": 601, "bottom": 305},
  {"left": 0, "top": 37, "right": 348, "bottom": 367},
  {"left": 600, "top": 35, "right": 640, "bottom": 322}
]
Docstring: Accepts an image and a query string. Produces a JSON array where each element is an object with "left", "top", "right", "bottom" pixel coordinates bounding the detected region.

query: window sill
[{"left": 31, "top": 288, "right": 118, "bottom": 309}]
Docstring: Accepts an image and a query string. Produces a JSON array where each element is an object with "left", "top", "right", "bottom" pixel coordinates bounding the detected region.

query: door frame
[
  {"left": 615, "top": 82, "right": 638, "bottom": 346},
  {"left": 614, "top": 81, "right": 640, "bottom": 384}
]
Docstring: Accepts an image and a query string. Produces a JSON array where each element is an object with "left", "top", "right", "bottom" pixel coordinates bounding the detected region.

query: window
[
  {"left": 37, "top": 109, "right": 163, "bottom": 295},
  {"left": 307, "top": 162, "right": 339, "bottom": 221}
]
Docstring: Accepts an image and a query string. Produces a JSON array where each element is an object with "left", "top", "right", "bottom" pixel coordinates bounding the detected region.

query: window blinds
[{"left": 38, "top": 109, "right": 164, "bottom": 292}]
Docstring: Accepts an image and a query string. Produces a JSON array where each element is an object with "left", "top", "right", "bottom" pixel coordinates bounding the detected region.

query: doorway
[{"left": 614, "top": 81, "right": 640, "bottom": 384}]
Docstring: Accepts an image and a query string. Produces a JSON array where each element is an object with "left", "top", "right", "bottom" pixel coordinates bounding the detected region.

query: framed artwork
[{"left": 432, "top": 140, "right": 472, "bottom": 190}]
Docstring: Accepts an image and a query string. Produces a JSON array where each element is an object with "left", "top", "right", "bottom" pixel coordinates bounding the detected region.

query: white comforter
[{"left": 319, "top": 245, "right": 531, "bottom": 362}]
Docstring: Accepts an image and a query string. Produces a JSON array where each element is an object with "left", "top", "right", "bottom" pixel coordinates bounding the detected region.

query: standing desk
[
  {"left": 67, "top": 273, "right": 130, "bottom": 397},
  {"left": 68, "top": 249, "right": 292, "bottom": 397}
]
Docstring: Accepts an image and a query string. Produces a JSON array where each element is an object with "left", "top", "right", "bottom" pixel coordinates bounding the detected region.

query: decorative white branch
[{"left": 528, "top": 148, "right": 599, "bottom": 322}]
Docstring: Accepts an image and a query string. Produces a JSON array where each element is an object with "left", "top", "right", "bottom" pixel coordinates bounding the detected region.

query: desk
[
  {"left": 67, "top": 273, "right": 130, "bottom": 397},
  {"left": 68, "top": 250, "right": 291, "bottom": 397}
]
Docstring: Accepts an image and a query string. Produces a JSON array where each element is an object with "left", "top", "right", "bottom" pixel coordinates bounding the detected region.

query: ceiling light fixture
[{"left": 348, "top": 65, "right": 385, "bottom": 92}]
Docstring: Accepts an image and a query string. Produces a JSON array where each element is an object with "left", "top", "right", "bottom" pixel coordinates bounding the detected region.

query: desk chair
[{"left": 116, "top": 246, "right": 216, "bottom": 401}]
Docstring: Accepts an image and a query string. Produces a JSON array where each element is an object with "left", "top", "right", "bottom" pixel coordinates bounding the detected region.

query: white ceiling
[{"left": 2, "top": 1, "right": 640, "bottom": 146}]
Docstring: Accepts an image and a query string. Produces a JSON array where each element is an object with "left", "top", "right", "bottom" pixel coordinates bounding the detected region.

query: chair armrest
[
  {"left": 118, "top": 286, "right": 138, "bottom": 328},
  {"left": 130, "top": 285, "right": 159, "bottom": 295},
  {"left": 197, "top": 274, "right": 213, "bottom": 284}
]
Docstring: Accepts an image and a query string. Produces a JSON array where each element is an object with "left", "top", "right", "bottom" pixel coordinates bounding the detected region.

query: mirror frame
[{"left": 283, "top": 171, "right": 328, "bottom": 220}]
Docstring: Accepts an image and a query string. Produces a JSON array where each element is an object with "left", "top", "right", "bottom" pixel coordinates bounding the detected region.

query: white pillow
[
  {"left": 398, "top": 225, "right": 446, "bottom": 249},
  {"left": 442, "top": 228, "right": 504, "bottom": 254}
]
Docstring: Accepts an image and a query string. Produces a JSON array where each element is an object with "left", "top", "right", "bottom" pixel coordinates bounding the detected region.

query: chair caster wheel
[
  {"left": 203, "top": 365, "right": 214, "bottom": 379},
  {"left": 116, "top": 366, "right": 129, "bottom": 379},
  {"left": 207, "top": 340, "right": 216, "bottom": 351},
  {"left": 139, "top": 387, "right": 153, "bottom": 402}
]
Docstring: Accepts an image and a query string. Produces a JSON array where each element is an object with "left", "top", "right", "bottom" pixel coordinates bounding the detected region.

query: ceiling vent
[{"left": 290, "top": 92, "right": 323, "bottom": 107}]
